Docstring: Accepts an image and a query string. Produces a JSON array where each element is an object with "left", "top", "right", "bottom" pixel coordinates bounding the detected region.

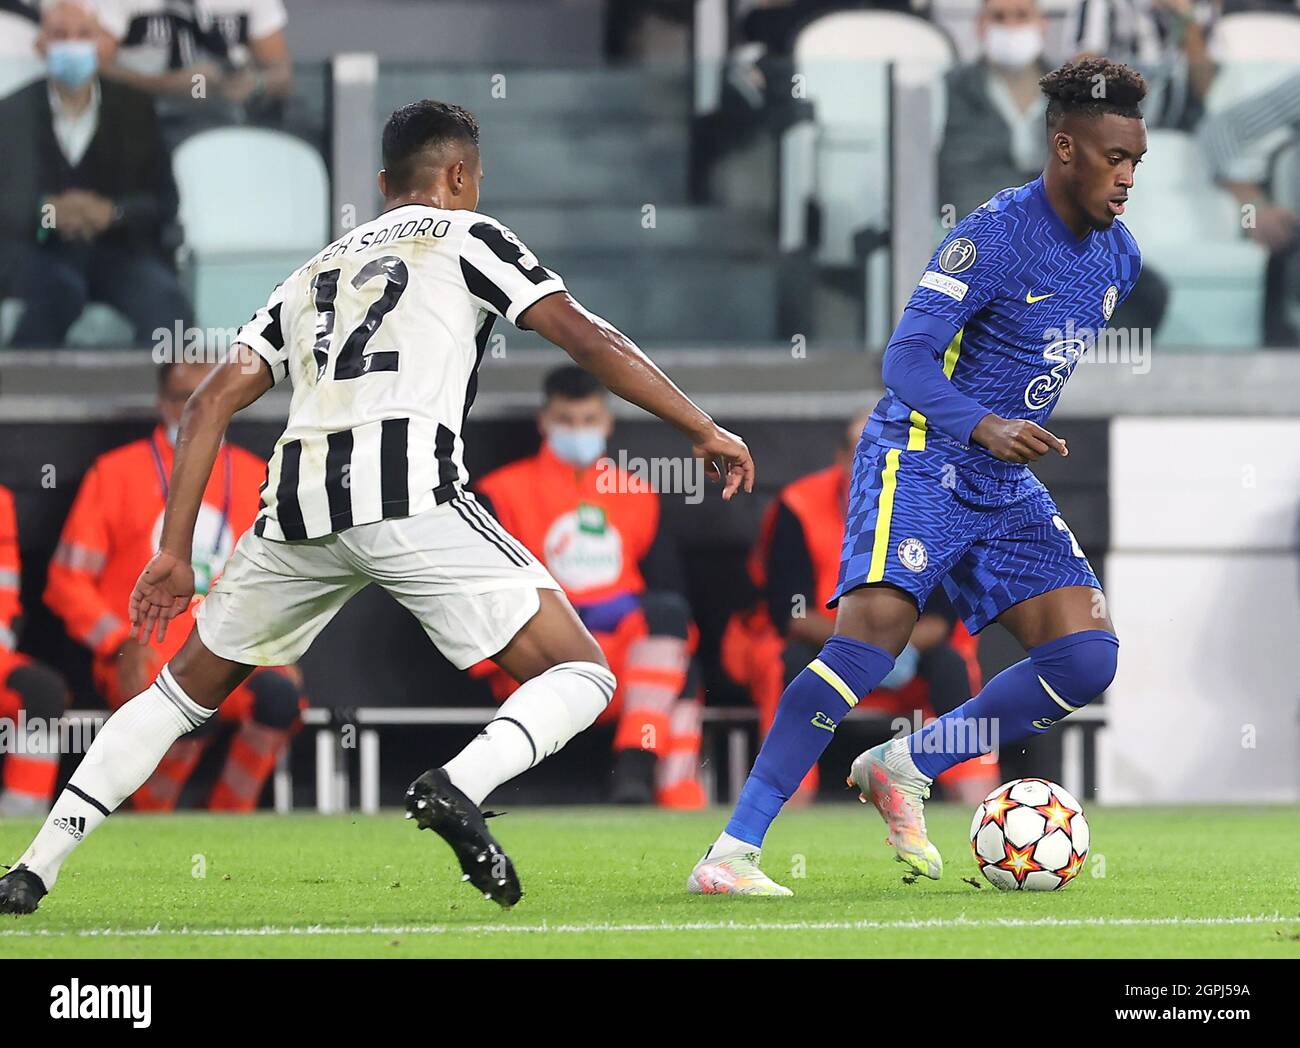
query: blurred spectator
[
  {"left": 97, "top": 0, "right": 292, "bottom": 130},
  {"left": 1065, "top": 0, "right": 1216, "bottom": 128},
  {"left": 939, "top": 0, "right": 1168, "bottom": 335},
  {"left": 473, "top": 366, "right": 705, "bottom": 808},
  {"left": 1199, "top": 69, "right": 1300, "bottom": 345},
  {"left": 939, "top": 0, "right": 1051, "bottom": 221},
  {"left": 0, "top": 0, "right": 191, "bottom": 348},
  {"left": 720, "top": 412, "right": 1000, "bottom": 804},
  {"left": 0, "top": 482, "right": 72, "bottom": 816},
  {"left": 44, "top": 361, "right": 307, "bottom": 811}
]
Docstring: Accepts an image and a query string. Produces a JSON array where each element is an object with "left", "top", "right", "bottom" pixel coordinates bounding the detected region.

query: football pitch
[{"left": 2, "top": 805, "right": 1298, "bottom": 959}]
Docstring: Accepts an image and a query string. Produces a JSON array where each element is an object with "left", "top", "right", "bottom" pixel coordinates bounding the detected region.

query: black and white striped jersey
[{"left": 234, "top": 204, "right": 566, "bottom": 541}]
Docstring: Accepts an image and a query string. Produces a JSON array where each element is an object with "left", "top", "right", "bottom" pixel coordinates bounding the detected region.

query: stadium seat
[
  {"left": 1, "top": 300, "right": 135, "bottom": 348},
  {"left": 173, "top": 127, "right": 329, "bottom": 332},
  {"left": 782, "top": 11, "right": 955, "bottom": 267},
  {"left": 778, "top": 11, "right": 954, "bottom": 344},
  {"left": 0, "top": 13, "right": 41, "bottom": 100},
  {"left": 1116, "top": 129, "right": 1266, "bottom": 349},
  {"left": 1206, "top": 11, "right": 1300, "bottom": 64}
]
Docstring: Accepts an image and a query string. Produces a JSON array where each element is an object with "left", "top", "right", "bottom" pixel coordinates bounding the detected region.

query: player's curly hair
[
  {"left": 382, "top": 100, "right": 481, "bottom": 193},
  {"left": 1039, "top": 58, "right": 1146, "bottom": 130}
]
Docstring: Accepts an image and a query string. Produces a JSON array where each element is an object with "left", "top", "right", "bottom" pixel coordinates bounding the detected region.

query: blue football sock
[
  {"left": 909, "top": 629, "right": 1118, "bottom": 779},
  {"left": 724, "top": 635, "right": 895, "bottom": 848}
]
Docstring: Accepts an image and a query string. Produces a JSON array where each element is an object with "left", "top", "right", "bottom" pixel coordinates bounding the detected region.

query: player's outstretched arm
[
  {"left": 129, "top": 346, "right": 273, "bottom": 644},
  {"left": 521, "top": 292, "right": 755, "bottom": 500}
]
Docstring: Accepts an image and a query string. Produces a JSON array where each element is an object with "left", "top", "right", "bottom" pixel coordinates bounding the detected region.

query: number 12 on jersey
[{"left": 310, "top": 255, "right": 409, "bottom": 382}]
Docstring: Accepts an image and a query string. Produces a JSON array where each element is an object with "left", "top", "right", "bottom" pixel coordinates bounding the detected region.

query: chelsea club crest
[
  {"left": 897, "top": 537, "right": 928, "bottom": 573},
  {"left": 1102, "top": 284, "right": 1118, "bottom": 321}
]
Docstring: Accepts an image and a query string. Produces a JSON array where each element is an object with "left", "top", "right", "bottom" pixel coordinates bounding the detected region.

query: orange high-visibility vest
[
  {"left": 475, "top": 442, "right": 659, "bottom": 607},
  {"left": 45, "top": 427, "right": 268, "bottom": 671},
  {"left": 0, "top": 484, "right": 22, "bottom": 657},
  {"left": 749, "top": 463, "right": 848, "bottom": 619}
]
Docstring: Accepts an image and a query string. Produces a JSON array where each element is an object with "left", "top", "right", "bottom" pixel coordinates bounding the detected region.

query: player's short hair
[
  {"left": 1040, "top": 58, "right": 1146, "bottom": 131},
  {"left": 543, "top": 366, "right": 604, "bottom": 403},
  {"left": 381, "top": 100, "right": 481, "bottom": 194}
]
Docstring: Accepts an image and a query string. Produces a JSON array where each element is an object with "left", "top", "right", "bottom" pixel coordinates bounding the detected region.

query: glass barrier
[
  {"left": 373, "top": 60, "right": 888, "bottom": 353},
  {"left": 3, "top": 44, "right": 1299, "bottom": 356}
]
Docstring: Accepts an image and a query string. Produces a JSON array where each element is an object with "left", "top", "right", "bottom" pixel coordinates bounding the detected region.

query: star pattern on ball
[
  {"left": 996, "top": 840, "right": 1043, "bottom": 885},
  {"left": 1035, "top": 797, "right": 1076, "bottom": 835},
  {"left": 981, "top": 790, "right": 1016, "bottom": 829},
  {"left": 1058, "top": 851, "right": 1087, "bottom": 885}
]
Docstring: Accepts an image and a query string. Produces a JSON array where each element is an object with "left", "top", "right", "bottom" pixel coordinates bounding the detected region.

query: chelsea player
[{"left": 689, "top": 58, "right": 1146, "bottom": 894}]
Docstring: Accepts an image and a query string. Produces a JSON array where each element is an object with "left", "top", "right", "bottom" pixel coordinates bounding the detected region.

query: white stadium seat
[
  {"left": 173, "top": 127, "right": 330, "bottom": 332},
  {"left": 0, "top": 12, "right": 42, "bottom": 101},
  {"left": 781, "top": 11, "right": 955, "bottom": 268},
  {"left": 1206, "top": 10, "right": 1300, "bottom": 64}
]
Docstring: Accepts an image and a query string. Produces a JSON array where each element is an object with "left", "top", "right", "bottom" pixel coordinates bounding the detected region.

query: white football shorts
[{"left": 195, "top": 491, "right": 560, "bottom": 669}]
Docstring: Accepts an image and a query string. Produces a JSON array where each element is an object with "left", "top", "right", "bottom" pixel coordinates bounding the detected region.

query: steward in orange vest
[
  {"left": 45, "top": 362, "right": 306, "bottom": 811},
  {"left": 0, "top": 483, "right": 71, "bottom": 816},
  {"left": 474, "top": 366, "right": 703, "bottom": 808}
]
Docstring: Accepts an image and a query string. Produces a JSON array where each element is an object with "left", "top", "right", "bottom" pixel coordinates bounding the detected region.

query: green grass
[{"left": 2, "top": 804, "right": 1299, "bottom": 958}]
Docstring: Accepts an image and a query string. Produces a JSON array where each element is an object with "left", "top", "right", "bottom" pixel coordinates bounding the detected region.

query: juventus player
[{"left": 0, "top": 101, "right": 753, "bottom": 913}]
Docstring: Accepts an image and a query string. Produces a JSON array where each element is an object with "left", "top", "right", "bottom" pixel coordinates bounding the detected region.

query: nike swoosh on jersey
[{"left": 1025, "top": 291, "right": 1056, "bottom": 303}]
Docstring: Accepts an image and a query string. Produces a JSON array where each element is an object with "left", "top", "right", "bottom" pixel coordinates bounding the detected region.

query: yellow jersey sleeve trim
[{"left": 903, "top": 327, "right": 966, "bottom": 452}]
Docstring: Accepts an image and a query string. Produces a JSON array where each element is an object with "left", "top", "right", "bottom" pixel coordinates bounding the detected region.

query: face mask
[
  {"left": 984, "top": 24, "right": 1044, "bottom": 70},
  {"left": 165, "top": 422, "right": 180, "bottom": 446},
  {"left": 547, "top": 427, "right": 606, "bottom": 468},
  {"left": 47, "top": 40, "right": 98, "bottom": 88}
]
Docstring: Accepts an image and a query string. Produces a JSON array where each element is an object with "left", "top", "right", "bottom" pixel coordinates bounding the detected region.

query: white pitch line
[{"left": 0, "top": 913, "right": 1294, "bottom": 939}]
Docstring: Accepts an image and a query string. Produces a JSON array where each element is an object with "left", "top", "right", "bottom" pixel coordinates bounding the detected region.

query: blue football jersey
[{"left": 864, "top": 175, "right": 1142, "bottom": 471}]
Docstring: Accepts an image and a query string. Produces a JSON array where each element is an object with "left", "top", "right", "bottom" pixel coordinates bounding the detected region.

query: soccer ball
[{"left": 970, "top": 778, "right": 1089, "bottom": 891}]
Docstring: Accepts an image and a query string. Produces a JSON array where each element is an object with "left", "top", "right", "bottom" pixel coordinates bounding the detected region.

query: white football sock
[
  {"left": 706, "top": 831, "right": 758, "bottom": 861},
  {"left": 443, "top": 660, "right": 615, "bottom": 805},
  {"left": 15, "top": 666, "right": 212, "bottom": 889}
]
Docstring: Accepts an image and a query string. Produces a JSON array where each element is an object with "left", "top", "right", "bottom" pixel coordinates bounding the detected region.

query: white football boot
[
  {"left": 849, "top": 739, "right": 943, "bottom": 880},
  {"left": 687, "top": 849, "right": 794, "bottom": 896}
]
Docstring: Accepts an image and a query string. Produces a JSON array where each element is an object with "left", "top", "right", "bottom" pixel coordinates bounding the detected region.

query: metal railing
[{"left": 56, "top": 703, "right": 1105, "bottom": 812}]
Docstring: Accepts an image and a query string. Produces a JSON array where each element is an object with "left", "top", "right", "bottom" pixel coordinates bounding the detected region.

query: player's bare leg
[
  {"left": 0, "top": 633, "right": 250, "bottom": 914},
  {"left": 996, "top": 585, "right": 1114, "bottom": 650},
  {"left": 406, "top": 589, "right": 614, "bottom": 908}
]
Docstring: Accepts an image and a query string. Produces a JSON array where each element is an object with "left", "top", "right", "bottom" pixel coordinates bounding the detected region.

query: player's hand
[
  {"left": 971, "top": 415, "right": 1068, "bottom": 463},
  {"left": 691, "top": 423, "right": 755, "bottom": 501},
  {"left": 129, "top": 550, "right": 195, "bottom": 645}
]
